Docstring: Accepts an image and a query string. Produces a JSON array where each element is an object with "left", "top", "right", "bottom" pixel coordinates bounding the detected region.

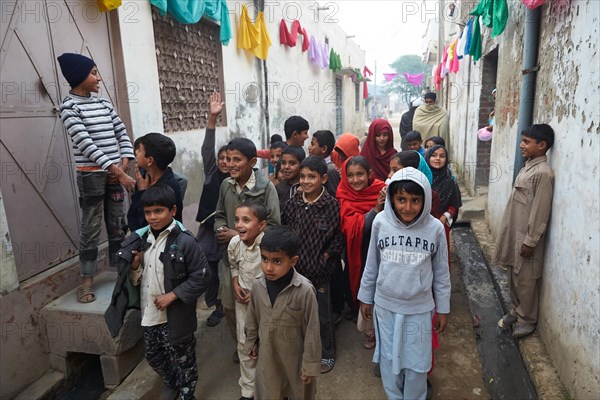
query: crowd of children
[{"left": 59, "top": 52, "right": 554, "bottom": 400}]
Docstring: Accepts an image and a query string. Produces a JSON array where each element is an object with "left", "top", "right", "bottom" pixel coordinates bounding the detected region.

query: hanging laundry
[
  {"left": 321, "top": 42, "right": 330, "bottom": 69},
  {"left": 402, "top": 72, "right": 425, "bottom": 86},
  {"left": 457, "top": 26, "right": 468, "bottom": 59},
  {"left": 468, "top": 16, "right": 483, "bottom": 61},
  {"left": 97, "top": 0, "right": 121, "bottom": 12},
  {"left": 434, "top": 63, "right": 443, "bottom": 91},
  {"left": 150, "top": 0, "right": 232, "bottom": 45},
  {"left": 447, "top": 35, "right": 460, "bottom": 73},
  {"left": 279, "top": 20, "right": 310, "bottom": 52},
  {"left": 383, "top": 73, "right": 398, "bottom": 82},
  {"left": 522, "top": 0, "right": 545, "bottom": 9},
  {"left": 308, "top": 35, "right": 319, "bottom": 65},
  {"left": 237, "top": 5, "right": 271, "bottom": 60},
  {"left": 363, "top": 66, "right": 373, "bottom": 98},
  {"left": 470, "top": 0, "right": 509, "bottom": 38},
  {"left": 440, "top": 45, "right": 449, "bottom": 77},
  {"left": 464, "top": 17, "right": 474, "bottom": 56},
  {"left": 329, "top": 49, "right": 342, "bottom": 72}
]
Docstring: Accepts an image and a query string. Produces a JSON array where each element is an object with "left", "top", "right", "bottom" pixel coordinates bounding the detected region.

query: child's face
[
  {"left": 227, "top": 149, "right": 255, "bottom": 181},
  {"left": 424, "top": 140, "right": 436, "bottom": 151},
  {"left": 375, "top": 131, "right": 390, "bottom": 151},
  {"left": 519, "top": 135, "right": 546, "bottom": 159},
  {"left": 308, "top": 137, "right": 327, "bottom": 157},
  {"left": 143, "top": 204, "right": 176, "bottom": 230},
  {"left": 346, "top": 164, "right": 371, "bottom": 192},
  {"left": 280, "top": 154, "right": 301, "bottom": 183},
  {"left": 389, "top": 158, "right": 404, "bottom": 179},
  {"left": 392, "top": 189, "right": 424, "bottom": 225},
  {"left": 78, "top": 66, "right": 101, "bottom": 94},
  {"left": 270, "top": 148, "right": 283, "bottom": 167},
  {"left": 407, "top": 140, "right": 422, "bottom": 151},
  {"left": 135, "top": 143, "right": 150, "bottom": 169},
  {"left": 299, "top": 167, "right": 326, "bottom": 197},
  {"left": 261, "top": 249, "right": 299, "bottom": 281},
  {"left": 291, "top": 130, "right": 309, "bottom": 147},
  {"left": 235, "top": 206, "right": 266, "bottom": 246},
  {"left": 428, "top": 147, "right": 447, "bottom": 169},
  {"left": 218, "top": 150, "right": 229, "bottom": 174}
]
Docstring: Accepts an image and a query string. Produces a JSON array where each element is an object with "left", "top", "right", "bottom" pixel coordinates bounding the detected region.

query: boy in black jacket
[
  {"left": 281, "top": 156, "right": 344, "bottom": 374},
  {"left": 106, "top": 184, "right": 210, "bottom": 400}
]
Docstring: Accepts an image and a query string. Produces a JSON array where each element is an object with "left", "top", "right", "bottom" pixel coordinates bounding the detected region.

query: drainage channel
[{"left": 453, "top": 223, "right": 537, "bottom": 400}]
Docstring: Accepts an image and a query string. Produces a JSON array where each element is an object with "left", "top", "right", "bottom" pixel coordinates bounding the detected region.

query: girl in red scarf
[
  {"left": 336, "top": 156, "right": 386, "bottom": 349},
  {"left": 360, "top": 119, "right": 398, "bottom": 182},
  {"left": 331, "top": 133, "right": 360, "bottom": 170}
]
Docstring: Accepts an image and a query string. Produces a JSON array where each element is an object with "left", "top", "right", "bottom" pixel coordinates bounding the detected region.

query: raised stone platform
[{"left": 41, "top": 272, "right": 143, "bottom": 388}]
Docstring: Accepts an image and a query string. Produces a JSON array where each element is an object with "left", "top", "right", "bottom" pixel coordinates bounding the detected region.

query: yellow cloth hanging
[
  {"left": 237, "top": 5, "right": 271, "bottom": 60},
  {"left": 97, "top": 0, "right": 121, "bottom": 12}
]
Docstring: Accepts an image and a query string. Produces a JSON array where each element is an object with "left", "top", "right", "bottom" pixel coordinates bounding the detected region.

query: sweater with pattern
[{"left": 59, "top": 93, "right": 134, "bottom": 170}]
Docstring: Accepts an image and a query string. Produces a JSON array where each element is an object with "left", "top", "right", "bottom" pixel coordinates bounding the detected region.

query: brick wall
[{"left": 476, "top": 48, "right": 498, "bottom": 185}]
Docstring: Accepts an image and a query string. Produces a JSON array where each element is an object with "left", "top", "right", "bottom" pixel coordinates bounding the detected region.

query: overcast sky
[{"left": 333, "top": 0, "right": 430, "bottom": 83}]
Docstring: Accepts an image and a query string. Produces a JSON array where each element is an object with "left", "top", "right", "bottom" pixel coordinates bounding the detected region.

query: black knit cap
[
  {"left": 423, "top": 92, "right": 437, "bottom": 101},
  {"left": 57, "top": 53, "right": 95, "bottom": 88}
]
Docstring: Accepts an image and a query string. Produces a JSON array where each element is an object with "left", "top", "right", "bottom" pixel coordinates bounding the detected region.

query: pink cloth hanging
[
  {"left": 402, "top": 72, "right": 425, "bottom": 86},
  {"left": 363, "top": 66, "right": 373, "bottom": 98},
  {"left": 522, "top": 0, "right": 545, "bottom": 9},
  {"left": 279, "top": 19, "right": 310, "bottom": 52},
  {"left": 383, "top": 73, "right": 398, "bottom": 82}
]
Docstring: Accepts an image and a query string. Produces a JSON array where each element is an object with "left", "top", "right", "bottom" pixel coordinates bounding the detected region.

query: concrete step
[{"left": 41, "top": 272, "right": 144, "bottom": 388}]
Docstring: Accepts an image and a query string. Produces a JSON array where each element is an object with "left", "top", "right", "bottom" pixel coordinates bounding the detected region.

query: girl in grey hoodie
[{"left": 358, "top": 167, "right": 451, "bottom": 400}]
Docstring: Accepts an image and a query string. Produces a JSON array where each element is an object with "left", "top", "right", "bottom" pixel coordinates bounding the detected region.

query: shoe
[
  {"left": 239, "top": 397, "right": 254, "bottom": 400},
  {"left": 372, "top": 363, "right": 381, "bottom": 377},
  {"left": 159, "top": 384, "right": 178, "bottom": 400},
  {"left": 426, "top": 378, "right": 433, "bottom": 400},
  {"left": 320, "top": 358, "right": 335, "bottom": 374},
  {"left": 363, "top": 332, "right": 376, "bottom": 349},
  {"left": 345, "top": 309, "right": 358, "bottom": 321},
  {"left": 206, "top": 309, "right": 225, "bottom": 327},
  {"left": 512, "top": 323, "right": 535, "bottom": 338},
  {"left": 497, "top": 313, "right": 518, "bottom": 329},
  {"left": 332, "top": 312, "right": 343, "bottom": 326},
  {"left": 233, "top": 350, "right": 240, "bottom": 364}
]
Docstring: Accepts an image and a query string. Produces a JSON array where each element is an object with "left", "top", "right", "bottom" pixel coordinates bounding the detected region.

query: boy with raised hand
[
  {"left": 244, "top": 226, "right": 321, "bottom": 400},
  {"left": 275, "top": 145, "right": 305, "bottom": 210},
  {"left": 228, "top": 201, "right": 268, "bottom": 400},
  {"left": 128, "top": 132, "right": 183, "bottom": 231},
  {"left": 284, "top": 115, "right": 310, "bottom": 147},
  {"left": 105, "top": 184, "right": 211, "bottom": 400},
  {"left": 57, "top": 52, "right": 135, "bottom": 303},
  {"left": 282, "top": 156, "right": 344, "bottom": 374},
  {"left": 214, "top": 137, "right": 280, "bottom": 359},
  {"left": 494, "top": 124, "right": 555, "bottom": 338},
  {"left": 309, "top": 129, "right": 340, "bottom": 196}
]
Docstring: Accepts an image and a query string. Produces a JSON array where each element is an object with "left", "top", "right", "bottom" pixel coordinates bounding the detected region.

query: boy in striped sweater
[{"left": 58, "top": 53, "right": 136, "bottom": 303}]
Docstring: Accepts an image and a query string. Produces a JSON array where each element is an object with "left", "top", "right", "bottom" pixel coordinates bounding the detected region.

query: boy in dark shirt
[
  {"left": 309, "top": 130, "right": 341, "bottom": 196},
  {"left": 275, "top": 145, "right": 305, "bottom": 210}
]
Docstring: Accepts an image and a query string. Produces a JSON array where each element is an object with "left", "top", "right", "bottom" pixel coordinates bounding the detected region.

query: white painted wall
[{"left": 0, "top": 190, "right": 19, "bottom": 295}]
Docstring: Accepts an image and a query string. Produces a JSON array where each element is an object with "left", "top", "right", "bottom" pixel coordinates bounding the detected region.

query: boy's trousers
[
  {"left": 235, "top": 300, "right": 256, "bottom": 398},
  {"left": 315, "top": 281, "right": 336, "bottom": 360},
  {"left": 143, "top": 324, "right": 197, "bottom": 400},
  {"left": 77, "top": 170, "right": 126, "bottom": 277},
  {"left": 380, "top": 366, "right": 427, "bottom": 400},
  {"left": 509, "top": 265, "right": 541, "bottom": 326}
]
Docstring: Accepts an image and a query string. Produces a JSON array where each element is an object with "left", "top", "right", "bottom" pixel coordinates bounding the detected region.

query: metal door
[
  {"left": 1, "top": 0, "right": 119, "bottom": 280},
  {"left": 335, "top": 77, "right": 343, "bottom": 134}
]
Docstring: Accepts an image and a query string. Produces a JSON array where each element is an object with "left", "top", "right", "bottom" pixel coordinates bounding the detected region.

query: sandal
[
  {"left": 206, "top": 309, "right": 225, "bottom": 327},
  {"left": 320, "top": 358, "right": 335, "bottom": 374},
  {"left": 78, "top": 285, "right": 96, "bottom": 303}
]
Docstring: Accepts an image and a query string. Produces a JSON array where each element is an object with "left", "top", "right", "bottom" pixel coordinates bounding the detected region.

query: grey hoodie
[{"left": 357, "top": 167, "right": 451, "bottom": 315}]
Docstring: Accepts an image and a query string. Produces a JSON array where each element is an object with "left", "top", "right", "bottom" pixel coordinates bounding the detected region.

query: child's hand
[
  {"left": 121, "top": 158, "right": 129, "bottom": 173},
  {"left": 135, "top": 165, "right": 151, "bottom": 190},
  {"left": 131, "top": 250, "right": 143, "bottom": 270},
  {"left": 439, "top": 214, "right": 448, "bottom": 226},
  {"left": 301, "top": 372, "right": 316, "bottom": 384},
  {"left": 209, "top": 92, "right": 224, "bottom": 117},
  {"left": 360, "top": 302, "right": 373, "bottom": 321},
  {"left": 154, "top": 292, "right": 177, "bottom": 311},
  {"left": 234, "top": 281, "right": 251, "bottom": 304},
  {"left": 520, "top": 244, "right": 534, "bottom": 258},
  {"left": 249, "top": 343, "right": 258, "bottom": 360},
  {"left": 435, "top": 313, "right": 448, "bottom": 333},
  {"left": 216, "top": 227, "right": 237, "bottom": 244}
]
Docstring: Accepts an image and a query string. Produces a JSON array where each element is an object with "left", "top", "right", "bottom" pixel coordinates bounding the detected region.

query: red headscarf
[
  {"left": 336, "top": 159, "right": 386, "bottom": 301},
  {"left": 360, "top": 119, "right": 397, "bottom": 182},
  {"left": 331, "top": 133, "right": 360, "bottom": 170}
]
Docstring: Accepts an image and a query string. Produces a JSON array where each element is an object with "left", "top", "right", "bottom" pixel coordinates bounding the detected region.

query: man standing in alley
[
  {"left": 412, "top": 92, "right": 450, "bottom": 146},
  {"left": 494, "top": 124, "right": 555, "bottom": 338}
]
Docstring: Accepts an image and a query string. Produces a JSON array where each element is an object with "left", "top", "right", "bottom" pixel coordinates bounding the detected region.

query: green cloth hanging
[
  {"left": 150, "top": 0, "right": 232, "bottom": 45},
  {"left": 470, "top": 0, "right": 508, "bottom": 38},
  {"left": 329, "top": 49, "right": 342, "bottom": 72},
  {"left": 469, "top": 16, "right": 483, "bottom": 61}
]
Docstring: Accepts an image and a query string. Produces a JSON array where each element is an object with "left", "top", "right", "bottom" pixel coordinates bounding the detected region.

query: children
[
  {"left": 284, "top": 115, "right": 310, "bottom": 147},
  {"left": 282, "top": 156, "right": 344, "bottom": 373},
  {"left": 360, "top": 119, "right": 398, "bottom": 182},
  {"left": 494, "top": 124, "right": 555, "bottom": 338},
  {"left": 405, "top": 130, "right": 426, "bottom": 155},
  {"left": 425, "top": 145, "right": 462, "bottom": 254},
  {"left": 57, "top": 52, "right": 135, "bottom": 303},
  {"left": 331, "top": 133, "right": 360, "bottom": 170},
  {"left": 268, "top": 141, "right": 287, "bottom": 184},
  {"left": 243, "top": 226, "right": 321, "bottom": 399},
  {"left": 336, "top": 156, "right": 386, "bottom": 349},
  {"left": 358, "top": 167, "right": 451, "bottom": 399},
  {"left": 309, "top": 130, "right": 341, "bottom": 196},
  {"left": 105, "top": 184, "right": 211, "bottom": 400},
  {"left": 197, "top": 92, "right": 230, "bottom": 327},
  {"left": 214, "top": 137, "right": 280, "bottom": 356},
  {"left": 128, "top": 133, "right": 183, "bottom": 231},
  {"left": 275, "top": 145, "right": 305, "bottom": 210},
  {"left": 228, "top": 202, "right": 268, "bottom": 400},
  {"left": 424, "top": 136, "right": 446, "bottom": 152}
]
